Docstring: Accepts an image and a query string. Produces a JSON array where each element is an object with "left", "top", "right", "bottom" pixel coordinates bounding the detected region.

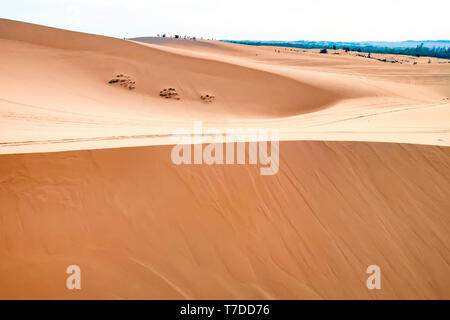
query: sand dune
[
  {"left": 0, "top": 18, "right": 342, "bottom": 121},
  {"left": 1, "top": 19, "right": 450, "bottom": 299},
  {"left": 1, "top": 19, "right": 449, "bottom": 154},
  {"left": 1, "top": 141, "right": 449, "bottom": 299}
]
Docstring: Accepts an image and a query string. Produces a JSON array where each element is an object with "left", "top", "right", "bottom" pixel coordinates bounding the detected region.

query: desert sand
[{"left": 0, "top": 19, "right": 449, "bottom": 299}]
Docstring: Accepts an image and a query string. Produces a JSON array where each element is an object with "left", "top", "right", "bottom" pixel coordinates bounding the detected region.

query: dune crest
[
  {"left": 0, "top": 18, "right": 343, "bottom": 120},
  {"left": 1, "top": 19, "right": 449, "bottom": 154}
]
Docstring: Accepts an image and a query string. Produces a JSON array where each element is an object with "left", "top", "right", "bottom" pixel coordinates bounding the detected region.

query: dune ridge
[
  {"left": 0, "top": 18, "right": 343, "bottom": 120},
  {"left": 2, "top": 19, "right": 449, "bottom": 154}
]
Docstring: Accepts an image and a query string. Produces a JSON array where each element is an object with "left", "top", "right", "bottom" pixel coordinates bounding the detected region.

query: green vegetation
[{"left": 223, "top": 40, "right": 450, "bottom": 59}]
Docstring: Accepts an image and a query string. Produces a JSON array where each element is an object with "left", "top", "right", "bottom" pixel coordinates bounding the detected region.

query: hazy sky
[{"left": 2, "top": 0, "right": 449, "bottom": 41}]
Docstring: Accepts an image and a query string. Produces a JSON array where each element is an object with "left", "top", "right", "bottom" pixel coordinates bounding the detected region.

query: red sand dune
[
  {"left": 0, "top": 19, "right": 449, "bottom": 299},
  {"left": 1, "top": 142, "right": 449, "bottom": 299}
]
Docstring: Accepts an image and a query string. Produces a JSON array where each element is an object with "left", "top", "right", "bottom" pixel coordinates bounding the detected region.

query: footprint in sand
[
  {"left": 200, "top": 94, "right": 215, "bottom": 103},
  {"left": 160, "top": 88, "right": 180, "bottom": 100},
  {"left": 108, "top": 74, "right": 136, "bottom": 90}
]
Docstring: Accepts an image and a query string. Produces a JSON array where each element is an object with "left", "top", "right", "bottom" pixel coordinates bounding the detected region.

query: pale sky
[{"left": 2, "top": 0, "right": 449, "bottom": 41}]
